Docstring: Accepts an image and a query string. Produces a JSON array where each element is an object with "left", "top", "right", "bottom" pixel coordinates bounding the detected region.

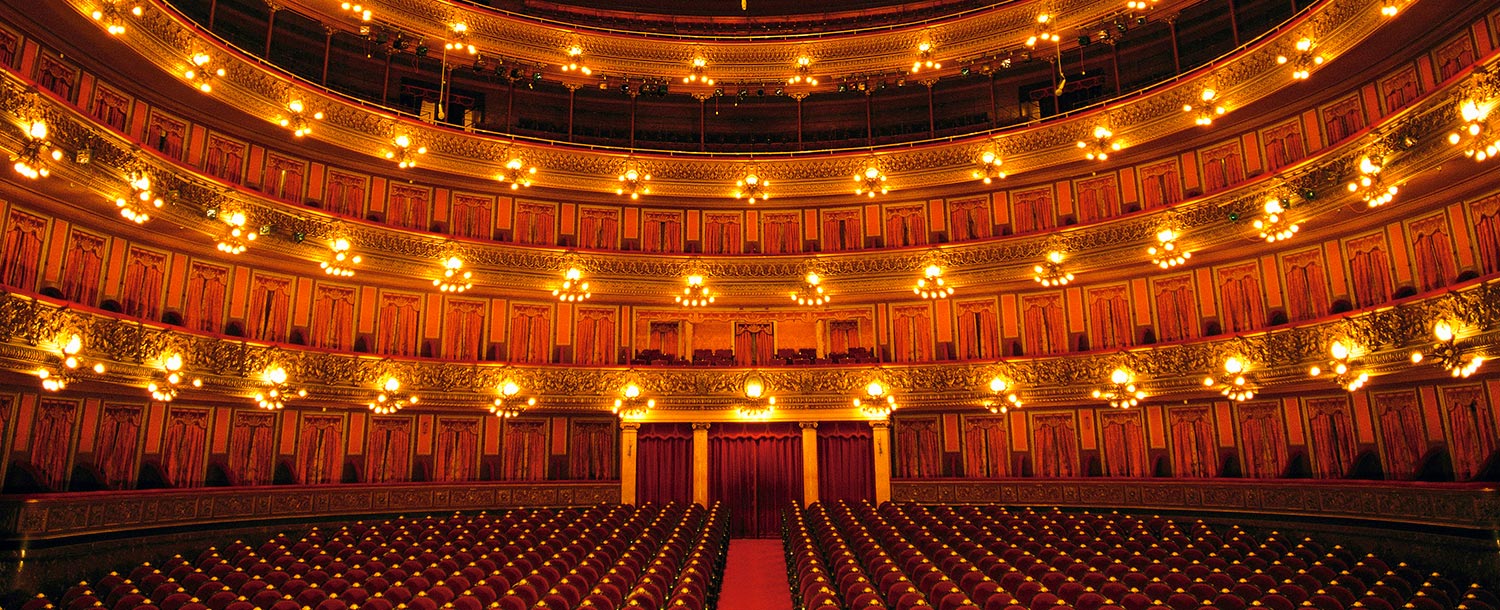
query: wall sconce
[
  {"left": 554, "top": 267, "right": 592, "bottom": 302},
  {"left": 1448, "top": 99, "right": 1497, "bottom": 162},
  {"left": 116, "top": 170, "right": 164, "bottom": 224},
  {"left": 369, "top": 377, "right": 418, "bottom": 414},
  {"left": 913, "top": 264, "right": 955, "bottom": 299},
  {"left": 183, "top": 53, "right": 224, "bottom": 93},
  {"left": 1277, "top": 37, "right": 1324, "bottom": 80},
  {"left": 613, "top": 382, "right": 655, "bottom": 419},
  {"left": 1411, "top": 321, "right": 1485, "bottom": 378},
  {"left": 320, "top": 238, "right": 361, "bottom": 277},
  {"left": 790, "top": 271, "right": 829, "bottom": 306},
  {"left": 1202, "top": 356, "right": 1256, "bottom": 402},
  {"left": 1077, "top": 125, "right": 1121, "bottom": 161},
  {"left": 1253, "top": 196, "right": 1299, "bottom": 243},
  {"left": 278, "top": 100, "right": 323, "bottom": 138},
  {"left": 1183, "top": 88, "right": 1225, "bottom": 126},
  {"left": 490, "top": 380, "right": 536, "bottom": 418},
  {"left": 972, "top": 149, "right": 1006, "bottom": 183},
  {"left": 1310, "top": 340, "right": 1368, "bottom": 392},
  {"left": 433, "top": 256, "right": 474, "bottom": 293},
  {"left": 1093, "top": 368, "right": 1146, "bottom": 408},
  {"left": 148, "top": 352, "right": 201, "bottom": 402},
  {"left": 11, "top": 119, "right": 62, "bottom": 179},
  {"left": 1148, "top": 228, "right": 1190, "bottom": 268},
  {"left": 91, "top": 0, "right": 143, "bottom": 35},
  {"left": 385, "top": 134, "right": 426, "bottom": 169},
  {"left": 254, "top": 366, "right": 305, "bottom": 410},
  {"left": 215, "top": 210, "right": 257, "bottom": 254},
  {"left": 738, "top": 373, "right": 777, "bottom": 419},
  {"left": 496, "top": 155, "right": 537, "bottom": 189},
  {"left": 855, "top": 380, "right": 898, "bottom": 418},
  {"left": 37, "top": 333, "right": 104, "bottom": 392},
  {"left": 1033, "top": 250, "right": 1074, "bottom": 286},
  {"left": 984, "top": 376, "right": 1022, "bottom": 414},
  {"left": 1347, "top": 154, "right": 1398, "bottom": 208}
]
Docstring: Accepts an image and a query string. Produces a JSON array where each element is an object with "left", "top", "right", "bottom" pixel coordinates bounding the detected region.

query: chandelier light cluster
[
  {"left": 676, "top": 274, "right": 715, "bottom": 307},
  {"left": 1347, "top": 154, "right": 1398, "bottom": 207},
  {"left": 1147, "top": 228, "right": 1190, "bottom": 268},
  {"left": 554, "top": 267, "right": 592, "bottom": 301},
  {"left": 1449, "top": 99, "right": 1498, "bottom": 162},
  {"left": 1184, "top": 89, "right": 1225, "bottom": 126},
  {"left": 339, "top": 1, "right": 371, "bottom": 21},
  {"left": 446, "top": 23, "right": 477, "bottom": 55},
  {"left": 790, "top": 272, "right": 829, "bottom": 306},
  {"left": 497, "top": 156, "right": 537, "bottom": 189},
  {"left": 37, "top": 334, "right": 104, "bottom": 392},
  {"left": 147, "top": 353, "right": 202, "bottom": 402},
  {"left": 1277, "top": 38, "right": 1324, "bottom": 80},
  {"left": 385, "top": 134, "right": 426, "bottom": 168},
  {"left": 91, "top": 0, "right": 142, "bottom": 35},
  {"left": 913, "top": 265, "right": 955, "bottom": 299},
  {"left": 490, "top": 380, "right": 536, "bottom": 418},
  {"left": 11, "top": 120, "right": 62, "bottom": 180},
  {"left": 1078, "top": 125, "right": 1122, "bottom": 161},
  {"left": 434, "top": 257, "right": 474, "bottom": 293},
  {"left": 562, "top": 45, "right": 592, "bottom": 76},
  {"left": 972, "top": 149, "right": 1006, "bottom": 183},
  {"left": 683, "top": 56, "right": 714, "bottom": 85},
  {"left": 616, "top": 163, "right": 651, "bottom": 199},
  {"left": 1310, "top": 340, "right": 1368, "bottom": 392},
  {"left": 254, "top": 366, "right": 305, "bottom": 410},
  {"left": 1410, "top": 321, "right": 1485, "bottom": 378},
  {"left": 1379, "top": 0, "right": 1409, "bottom": 17},
  {"left": 1033, "top": 250, "right": 1075, "bottom": 286},
  {"left": 787, "top": 56, "right": 819, "bottom": 86},
  {"left": 1252, "top": 196, "right": 1300, "bottom": 243},
  {"left": 733, "top": 170, "right": 769, "bottom": 203},
  {"left": 737, "top": 373, "right": 777, "bottom": 419},
  {"left": 1026, "top": 14, "right": 1058, "bottom": 47},
  {"left": 369, "top": 377, "right": 418, "bottom": 414},
  {"left": 854, "top": 162, "right": 889, "bottom": 197},
  {"left": 911, "top": 41, "right": 941, "bottom": 73},
  {"left": 854, "top": 381, "right": 898, "bottom": 419},
  {"left": 214, "top": 210, "right": 257, "bottom": 254},
  {"left": 278, "top": 100, "right": 323, "bottom": 138},
  {"left": 613, "top": 383, "right": 655, "bottom": 419},
  {"left": 983, "top": 376, "right": 1022, "bottom": 414},
  {"left": 1126, "top": 0, "right": 1158, "bottom": 10},
  {"left": 1202, "top": 357, "right": 1256, "bottom": 402},
  {"left": 183, "top": 53, "right": 224, "bottom": 93},
  {"left": 320, "top": 238, "right": 361, "bottom": 277},
  {"left": 1093, "top": 368, "right": 1146, "bottom": 408},
  {"left": 116, "top": 170, "right": 164, "bottom": 224}
]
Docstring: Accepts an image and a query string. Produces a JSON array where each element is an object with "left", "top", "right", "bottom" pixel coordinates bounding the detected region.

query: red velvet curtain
[
  {"left": 957, "top": 304, "right": 998, "bottom": 360},
  {"left": 962, "top": 416, "right": 1009, "bottom": 477},
  {"left": 516, "top": 203, "right": 555, "bottom": 245},
  {"left": 32, "top": 399, "right": 78, "bottom": 491},
  {"left": 895, "top": 418, "right": 941, "bottom": 478},
  {"left": 3, "top": 210, "right": 46, "bottom": 290},
  {"left": 247, "top": 276, "right": 291, "bottom": 343},
  {"left": 828, "top": 320, "right": 860, "bottom": 354},
  {"left": 1306, "top": 397, "right": 1358, "bottom": 478},
  {"left": 1374, "top": 393, "right": 1424, "bottom": 479},
  {"left": 1032, "top": 414, "right": 1078, "bottom": 477},
  {"left": 310, "top": 286, "right": 356, "bottom": 350},
  {"left": 95, "top": 404, "right": 143, "bottom": 488},
  {"left": 122, "top": 249, "right": 166, "bottom": 321},
  {"left": 1168, "top": 406, "right": 1218, "bottom": 477},
  {"left": 1411, "top": 221, "right": 1456, "bottom": 292},
  {"left": 1236, "top": 402, "right": 1289, "bottom": 478},
  {"left": 885, "top": 206, "right": 926, "bottom": 247},
  {"left": 436, "top": 418, "right": 481, "bottom": 482},
  {"left": 734, "top": 323, "right": 774, "bottom": 366},
  {"left": 296, "top": 415, "right": 344, "bottom": 484},
  {"left": 509, "top": 306, "right": 551, "bottom": 363},
  {"left": 162, "top": 407, "right": 209, "bottom": 487},
  {"left": 387, "top": 185, "right": 428, "bottom": 230},
  {"left": 1021, "top": 295, "right": 1065, "bottom": 356},
  {"left": 817, "top": 422, "right": 873, "bottom": 504},
  {"left": 648, "top": 322, "right": 680, "bottom": 356},
  {"left": 705, "top": 215, "right": 742, "bottom": 254},
  {"left": 763, "top": 213, "right": 800, "bottom": 254},
  {"left": 637, "top": 423, "right": 692, "bottom": 506},
  {"left": 443, "top": 299, "right": 486, "bottom": 360},
  {"left": 710, "top": 423, "right": 803, "bottom": 538},
  {"left": 1088, "top": 288, "right": 1131, "bottom": 350},
  {"left": 1442, "top": 386, "right": 1497, "bottom": 480},
  {"left": 576, "top": 309, "right": 616, "bottom": 365},
  {"left": 644, "top": 214, "right": 683, "bottom": 252},
  {"left": 501, "top": 419, "right": 547, "bottom": 481},
  {"left": 326, "top": 172, "right": 365, "bottom": 217},
  {"left": 1100, "top": 411, "right": 1149, "bottom": 477},
  {"left": 579, "top": 209, "right": 620, "bottom": 249},
  {"left": 1155, "top": 277, "right": 1196, "bottom": 342},
  {"left": 228, "top": 411, "right": 277, "bottom": 486},
  {"left": 1474, "top": 195, "right": 1500, "bottom": 274},
  {"left": 1348, "top": 238, "right": 1393, "bottom": 308},
  {"left": 949, "top": 200, "right": 991, "bottom": 241},
  {"left": 451, "top": 195, "right": 492, "bottom": 239},
  {"left": 569, "top": 421, "right": 617, "bottom": 480},
  {"left": 1218, "top": 267, "right": 1264, "bottom": 333},
  {"left": 366, "top": 417, "right": 413, "bottom": 483},
  {"left": 61, "top": 231, "right": 104, "bottom": 305},
  {"left": 185, "top": 262, "right": 228, "bottom": 334},
  {"left": 892, "top": 307, "right": 933, "bottom": 362}
]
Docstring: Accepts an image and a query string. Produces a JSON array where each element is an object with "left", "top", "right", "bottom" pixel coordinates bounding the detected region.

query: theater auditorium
[{"left": 0, "top": 0, "right": 1496, "bottom": 608}]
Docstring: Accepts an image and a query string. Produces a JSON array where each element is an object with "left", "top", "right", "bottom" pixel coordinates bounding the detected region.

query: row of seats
[
  {"left": 628, "top": 348, "right": 879, "bottom": 367},
  {"left": 784, "top": 501, "right": 1497, "bottom": 610},
  {"left": 22, "top": 502, "right": 727, "bottom": 610}
]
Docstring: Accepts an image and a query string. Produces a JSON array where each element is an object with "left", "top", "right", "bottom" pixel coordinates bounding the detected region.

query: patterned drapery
[
  {"left": 821, "top": 210, "right": 861, "bottom": 252},
  {"left": 443, "top": 299, "right": 486, "bottom": 360},
  {"left": 961, "top": 416, "right": 1010, "bottom": 478},
  {"left": 578, "top": 208, "right": 620, "bottom": 250},
  {"left": 1441, "top": 386, "right": 1496, "bottom": 480},
  {"left": 1154, "top": 275, "right": 1197, "bottom": 342},
  {"left": 1409, "top": 214, "right": 1457, "bottom": 293},
  {"left": 386, "top": 184, "right": 429, "bottom": 230},
  {"left": 948, "top": 197, "right": 991, "bottom": 241},
  {"left": 377, "top": 292, "right": 422, "bottom": 357},
  {"left": 1347, "top": 233, "right": 1393, "bottom": 308},
  {"left": 501, "top": 419, "right": 547, "bottom": 481},
  {"left": 1139, "top": 160, "right": 1183, "bottom": 209},
  {"left": 295, "top": 415, "right": 344, "bottom": 484},
  {"left": 956, "top": 301, "right": 998, "bottom": 360},
  {"left": 60, "top": 230, "right": 105, "bottom": 306},
  {"left": 508, "top": 305, "right": 552, "bottom": 363},
  {"left": 366, "top": 417, "right": 412, "bottom": 483},
  {"left": 2, "top": 209, "right": 45, "bottom": 290},
  {"left": 895, "top": 417, "right": 941, "bottom": 478},
  {"left": 515, "top": 203, "right": 556, "bottom": 245},
  {"left": 435, "top": 417, "right": 481, "bottom": 482},
  {"left": 575, "top": 308, "right": 617, "bottom": 365},
  {"left": 310, "top": 285, "right": 356, "bottom": 350},
  {"left": 704, "top": 213, "right": 742, "bottom": 254},
  {"left": 1236, "top": 401, "right": 1288, "bottom": 478},
  {"left": 828, "top": 320, "right": 861, "bottom": 355},
  {"left": 121, "top": 247, "right": 166, "bottom": 321},
  {"left": 95, "top": 404, "right": 143, "bottom": 489},
  {"left": 228, "top": 411, "right": 277, "bottom": 486},
  {"left": 761, "top": 212, "right": 801, "bottom": 254},
  {"left": 184, "top": 262, "right": 228, "bottom": 333},
  {"left": 161, "top": 407, "right": 209, "bottom": 487},
  {"left": 1471, "top": 194, "right": 1500, "bottom": 274},
  {"left": 451, "top": 194, "right": 492, "bottom": 239},
  {"left": 648, "top": 321, "right": 681, "bottom": 356},
  {"left": 1100, "top": 410, "right": 1150, "bottom": 477},
  {"left": 1012, "top": 188, "right": 1055, "bottom": 234},
  {"left": 883, "top": 205, "right": 927, "bottom": 247},
  {"left": 1021, "top": 294, "right": 1066, "bottom": 355},
  {"left": 734, "top": 322, "right": 775, "bottom": 366},
  {"left": 891, "top": 306, "right": 934, "bottom": 362},
  {"left": 643, "top": 212, "right": 684, "bottom": 253},
  {"left": 1283, "top": 249, "right": 1330, "bottom": 322},
  {"left": 1032, "top": 414, "right": 1079, "bottom": 477},
  {"left": 32, "top": 399, "right": 78, "bottom": 490},
  {"left": 1087, "top": 286, "right": 1132, "bottom": 350},
  {"left": 1306, "top": 397, "right": 1358, "bottom": 478},
  {"left": 1373, "top": 391, "right": 1426, "bottom": 479},
  {"left": 570, "top": 421, "right": 617, "bottom": 480},
  {"left": 1074, "top": 176, "right": 1119, "bottom": 223},
  {"left": 246, "top": 275, "right": 292, "bottom": 343},
  {"left": 1218, "top": 263, "right": 1265, "bottom": 333},
  {"left": 1168, "top": 406, "right": 1218, "bottom": 477},
  {"left": 325, "top": 170, "right": 366, "bottom": 217}
]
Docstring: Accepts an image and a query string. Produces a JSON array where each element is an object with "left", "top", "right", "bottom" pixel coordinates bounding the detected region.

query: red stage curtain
[
  {"left": 648, "top": 322, "right": 680, "bottom": 356},
  {"left": 817, "top": 422, "right": 873, "bottom": 504},
  {"left": 366, "top": 417, "right": 413, "bottom": 483},
  {"left": 828, "top": 320, "right": 860, "bottom": 354},
  {"left": 184, "top": 262, "right": 228, "bottom": 334},
  {"left": 576, "top": 309, "right": 617, "bottom": 365},
  {"left": 709, "top": 423, "right": 803, "bottom": 538},
  {"left": 569, "top": 421, "right": 617, "bottom": 480},
  {"left": 962, "top": 416, "right": 1010, "bottom": 477},
  {"left": 310, "top": 285, "right": 356, "bottom": 350},
  {"left": 762, "top": 213, "right": 800, "bottom": 254},
  {"left": 734, "top": 323, "right": 774, "bottom": 366},
  {"left": 325, "top": 171, "right": 365, "bottom": 217},
  {"left": 1442, "top": 386, "right": 1497, "bottom": 480},
  {"left": 644, "top": 213, "right": 683, "bottom": 253},
  {"left": 1236, "top": 402, "right": 1289, "bottom": 478},
  {"left": 246, "top": 276, "right": 292, "bottom": 343},
  {"left": 436, "top": 418, "right": 481, "bottom": 482},
  {"left": 60, "top": 230, "right": 105, "bottom": 305},
  {"left": 1473, "top": 194, "right": 1500, "bottom": 274},
  {"left": 296, "top": 415, "right": 344, "bottom": 484},
  {"left": 1032, "top": 414, "right": 1079, "bottom": 477},
  {"left": 443, "top": 299, "right": 486, "bottom": 360},
  {"left": 637, "top": 423, "right": 692, "bottom": 506},
  {"left": 895, "top": 417, "right": 941, "bottom": 477},
  {"left": 228, "top": 411, "right": 277, "bottom": 486},
  {"left": 1167, "top": 406, "right": 1218, "bottom": 477},
  {"left": 704, "top": 214, "right": 742, "bottom": 254},
  {"left": 32, "top": 399, "right": 79, "bottom": 490},
  {"left": 1306, "top": 397, "right": 1358, "bottom": 477},
  {"left": 501, "top": 419, "right": 547, "bottom": 481},
  {"left": 95, "top": 404, "right": 143, "bottom": 488},
  {"left": 515, "top": 203, "right": 556, "bottom": 245},
  {"left": 1100, "top": 411, "right": 1150, "bottom": 477},
  {"left": 2, "top": 209, "right": 46, "bottom": 290},
  {"left": 579, "top": 209, "right": 620, "bottom": 249},
  {"left": 451, "top": 195, "right": 492, "bottom": 239},
  {"left": 1373, "top": 392, "right": 1425, "bottom": 479},
  {"left": 161, "top": 407, "right": 209, "bottom": 487}
]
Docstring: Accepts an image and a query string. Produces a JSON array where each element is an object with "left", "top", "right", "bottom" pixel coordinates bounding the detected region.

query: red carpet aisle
[{"left": 717, "top": 538, "right": 794, "bottom": 610}]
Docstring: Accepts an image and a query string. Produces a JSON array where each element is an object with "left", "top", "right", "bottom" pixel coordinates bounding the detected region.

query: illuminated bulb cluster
[
  {"left": 1379, "top": 0, "right": 1408, "bottom": 16},
  {"left": 116, "top": 171, "right": 163, "bottom": 224},
  {"left": 854, "top": 381, "right": 898, "bottom": 419},
  {"left": 91, "top": 1, "right": 142, "bottom": 35},
  {"left": 1253, "top": 197, "right": 1300, "bottom": 243},
  {"left": 914, "top": 265, "right": 955, "bottom": 299},
  {"left": 37, "top": 334, "right": 105, "bottom": 392},
  {"left": 1309, "top": 341, "right": 1368, "bottom": 392},
  {"left": 972, "top": 150, "right": 1006, "bottom": 184},
  {"left": 1126, "top": 0, "right": 1157, "bottom": 9},
  {"left": 12, "top": 120, "right": 62, "bottom": 179},
  {"left": 278, "top": 100, "right": 323, "bottom": 138},
  {"left": 1202, "top": 357, "right": 1255, "bottom": 402},
  {"left": 385, "top": 135, "right": 426, "bottom": 169},
  {"left": 368, "top": 377, "right": 417, "bottom": 415},
  {"left": 490, "top": 381, "right": 535, "bottom": 418},
  {"left": 613, "top": 383, "right": 655, "bottom": 419},
  {"left": 1448, "top": 100, "right": 1498, "bottom": 162},
  {"left": 320, "top": 238, "right": 361, "bottom": 277},
  {"left": 496, "top": 157, "right": 537, "bottom": 189},
  {"left": 733, "top": 172, "right": 769, "bottom": 204},
  {"left": 1026, "top": 14, "right": 1058, "bottom": 47},
  {"left": 616, "top": 166, "right": 652, "bottom": 199},
  {"left": 1410, "top": 321, "right": 1485, "bottom": 378},
  {"left": 676, "top": 274, "right": 715, "bottom": 307},
  {"left": 562, "top": 45, "right": 592, "bottom": 75},
  {"left": 738, "top": 376, "right": 776, "bottom": 419},
  {"left": 911, "top": 42, "right": 941, "bottom": 73},
  {"left": 445, "top": 23, "right": 477, "bottom": 55},
  {"left": 787, "top": 56, "right": 819, "bottom": 86},
  {"left": 215, "top": 211, "right": 257, "bottom": 254},
  {"left": 1184, "top": 89, "right": 1225, "bottom": 126},
  {"left": 854, "top": 164, "right": 888, "bottom": 197},
  {"left": 148, "top": 353, "right": 202, "bottom": 402},
  {"left": 790, "top": 272, "right": 829, "bottom": 306},
  {"left": 553, "top": 267, "right": 592, "bottom": 302},
  {"left": 254, "top": 366, "right": 305, "bottom": 410},
  {"left": 984, "top": 377, "right": 1022, "bottom": 414},
  {"left": 1148, "top": 229, "right": 1190, "bottom": 268},
  {"left": 1078, "top": 125, "right": 1122, "bottom": 161},
  {"left": 1093, "top": 368, "right": 1146, "bottom": 408},
  {"left": 1033, "top": 250, "right": 1075, "bottom": 286},
  {"left": 339, "top": 1, "right": 371, "bottom": 20},
  {"left": 1277, "top": 38, "right": 1324, "bottom": 80},
  {"left": 683, "top": 57, "right": 714, "bottom": 85},
  {"left": 434, "top": 257, "right": 474, "bottom": 293},
  {"left": 183, "top": 53, "right": 224, "bottom": 93},
  {"left": 1347, "top": 155, "right": 1398, "bottom": 208}
]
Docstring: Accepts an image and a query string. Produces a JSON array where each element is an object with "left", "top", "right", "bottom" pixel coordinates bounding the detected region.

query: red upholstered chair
[
  {"left": 1211, "top": 593, "right": 1247, "bottom": 610},
  {"left": 1356, "top": 596, "right": 1396, "bottom": 610},
  {"left": 1117, "top": 593, "right": 1151, "bottom": 610}
]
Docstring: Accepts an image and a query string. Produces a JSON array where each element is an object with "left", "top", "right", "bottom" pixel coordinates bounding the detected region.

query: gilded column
[
  {"left": 692, "top": 423, "right": 711, "bottom": 506},
  {"left": 800, "top": 422, "right": 819, "bottom": 506},
  {"left": 620, "top": 422, "right": 640, "bottom": 505},
  {"left": 870, "top": 420, "right": 892, "bottom": 503}
]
